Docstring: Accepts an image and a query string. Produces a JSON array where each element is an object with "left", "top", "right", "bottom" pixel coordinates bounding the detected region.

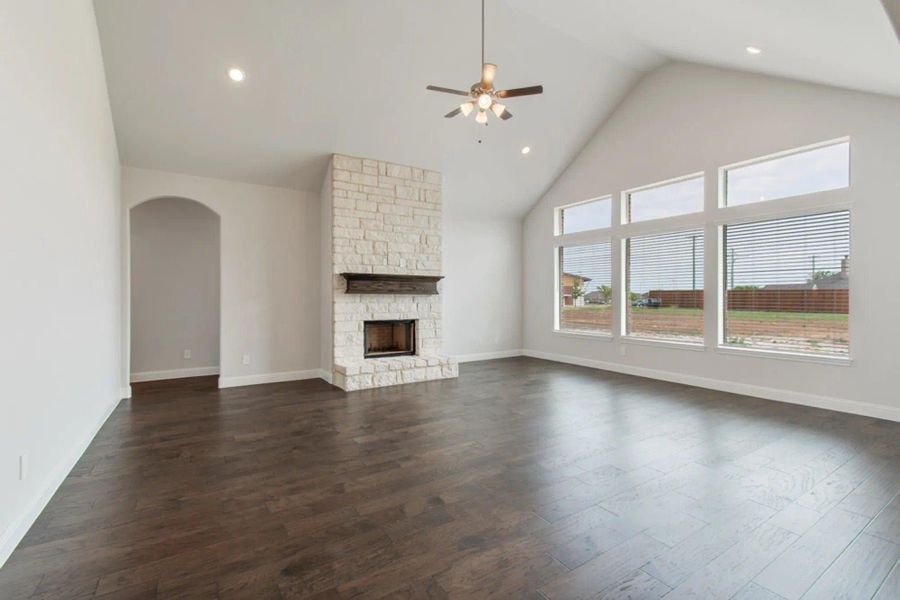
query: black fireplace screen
[{"left": 363, "top": 320, "right": 416, "bottom": 358}]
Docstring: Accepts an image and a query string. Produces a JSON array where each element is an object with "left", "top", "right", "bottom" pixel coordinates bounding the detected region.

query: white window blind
[
  {"left": 626, "top": 229, "right": 704, "bottom": 343},
  {"left": 558, "top": 243, "right": 612, "bottom": 334},
  {"left": 723, "top": 210, "right": 850, "bottom": 357}
]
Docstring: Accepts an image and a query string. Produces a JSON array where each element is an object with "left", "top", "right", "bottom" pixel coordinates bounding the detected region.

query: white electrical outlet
[
  {"left": 183, "top": 349, "right": 191, "bottom": 359},
  {"left": 19, "top": 454, "right": 27, "bottom": 481},
  {"left": 242, "top": 354, "right": 251, "bottom": 365}
]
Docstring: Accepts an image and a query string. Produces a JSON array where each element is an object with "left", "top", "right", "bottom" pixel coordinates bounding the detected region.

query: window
[
  {"left": 549, "top": 138, "right": 851, "bottom": 362},
  {"left": 625, "top": 175, "right": 704, "bottom": 223},
  {"left": 557, "top": 243, "right": 612, "bottom": 335},
  {"left": 626, "top": 229, "right": 704, "bottom": 343},
  {"left": 558, "top": 197, "right": 611, "bottom": 234},
  {"left": 724, "top": 141, "right": 849, "bottom": 206},
  {"left": 722, "top": 211, "right": 850, "bottom": 357}
]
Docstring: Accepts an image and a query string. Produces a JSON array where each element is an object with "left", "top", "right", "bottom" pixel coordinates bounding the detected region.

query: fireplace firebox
[{"left": 364, "top": 320, "right": 416, "bottom": 358}]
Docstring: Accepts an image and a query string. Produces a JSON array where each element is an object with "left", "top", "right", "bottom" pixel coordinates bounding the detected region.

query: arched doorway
[{"left": 129, "top": 197, "right": 221, "bottom": 384}]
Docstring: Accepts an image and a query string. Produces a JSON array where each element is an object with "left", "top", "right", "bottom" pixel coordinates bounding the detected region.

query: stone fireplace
[{"left": 322, "top": 153, "right": 458, "bottom": 391}]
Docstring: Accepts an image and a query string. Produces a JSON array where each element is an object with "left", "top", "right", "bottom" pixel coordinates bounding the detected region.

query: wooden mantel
[{"left": 340, "top": 273, "right": 443, "bottom": 295}]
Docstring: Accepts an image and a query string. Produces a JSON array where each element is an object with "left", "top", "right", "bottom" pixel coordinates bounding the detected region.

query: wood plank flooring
[{"left": 1, "top": 357, "right": 898, "bottom": 599}]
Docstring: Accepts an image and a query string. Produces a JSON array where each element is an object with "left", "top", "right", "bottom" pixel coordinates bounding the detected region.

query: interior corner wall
[
  {"left": 130, "top": 198, "right": 220, "bottom": 378},
  {"left": 320, "top": 162, "right": 333, "bottom": 379},
  {"left": 443, "top": 212, "right": 524, "bottom": 360},
  {"left": 523, "top": 61, "right": 900, "bottom": 420},
  {"left": 121, "top": 167, "right": 321, "bottom": 388},
  {"left": 0, "top": 0, "right": 123, "bottom": 565}
]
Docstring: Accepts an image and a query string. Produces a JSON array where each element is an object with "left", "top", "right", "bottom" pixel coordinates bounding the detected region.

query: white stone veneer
[{"left": 328, "top": 154, "right": 458, "bottom": 390}]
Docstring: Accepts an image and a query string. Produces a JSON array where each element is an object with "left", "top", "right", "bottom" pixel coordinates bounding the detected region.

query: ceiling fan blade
[
  {"left": 496, "top": 85, "right": 543, "bottom": 99},
  {"left": 426, "top": 85, "right": 471, "bottom": 97},
  {"left": 500, "top": 109, "right": 513, "bottom": 121},
  {"left": 481, "top": 63, "right": 497, "bottom": 89},
  {"left": 444, "top": 107, "right": 462, "bottom": 118}
]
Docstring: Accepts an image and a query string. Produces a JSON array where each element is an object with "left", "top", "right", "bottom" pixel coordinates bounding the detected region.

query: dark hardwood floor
[{"left": 1, "top": 357, "right": 898, "bottom": 599}]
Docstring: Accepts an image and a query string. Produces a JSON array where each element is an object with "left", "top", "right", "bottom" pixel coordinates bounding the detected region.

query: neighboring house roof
[
  {"left": 810, "top": 271, "right": 849, "bottom": 289},
  {"left": 562, "top": 272, "right": 591, "bottom": 282},
  {"left": 762, "top": 282, "right": 814, "bottom": 290},
  {"left": 763, "top": 257, "right": 850, "bottom": 290},
  {"left": 584, "top": 290, "right": 609, "bottom": 301},
  {"left": 763, "top": 272, "right": 848, "bottom": 290}
]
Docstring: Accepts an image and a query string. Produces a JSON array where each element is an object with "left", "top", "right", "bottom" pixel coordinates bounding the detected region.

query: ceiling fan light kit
[{"left": 426, "top": 0, "right": 543, "bottom": 125}]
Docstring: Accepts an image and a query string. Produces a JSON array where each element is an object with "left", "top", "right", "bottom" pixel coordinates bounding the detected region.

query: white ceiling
[
  {"left": 516, "top": 0, "right": 900, "bottom": 98},
  {"left": 93, "top": 1, "right": 899, "bottom": 217}
]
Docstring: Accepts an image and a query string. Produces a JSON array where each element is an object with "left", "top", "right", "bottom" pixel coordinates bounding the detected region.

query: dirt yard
[{"left": 560, "top": 305, "right": 849, "bottom": 355}]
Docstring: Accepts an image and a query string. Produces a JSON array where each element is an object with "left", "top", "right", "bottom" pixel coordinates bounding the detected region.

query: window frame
[
  {"left": 554, "top": 239, "right": 615, "bottom": 339},
  {"left": 622, "top": 225, "right": 707, "bottom": 346},
  {"left": 549, "top": 137, "right": 853, "bottom": 364},
  {"left": 715, "top": 208, "right": 852, "bottom": 363},
  {"left": 717, "top": 137, "right": 850, "bottom": 209},
  {"left": 621, "top": 171, "right": 705, "bottom": 225}
]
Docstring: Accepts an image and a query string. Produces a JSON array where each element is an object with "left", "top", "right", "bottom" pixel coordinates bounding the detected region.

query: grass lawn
[
  {"left": 724, "top": 309, "right": 848, "bottom": 322},
  {"left": 563, "top": 305, "right": 848, "bottom": 321}
]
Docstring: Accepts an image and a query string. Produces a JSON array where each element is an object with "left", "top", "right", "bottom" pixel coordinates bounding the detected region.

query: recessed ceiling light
[
  {"left": 521, "top": 146, "right": 531, "bottom": 155},
  {"left": 228, "top": 67, "right": 245, "bottom": 82},
  {"left": 745, "top": 46, "right": 762, "bottom": 55}
]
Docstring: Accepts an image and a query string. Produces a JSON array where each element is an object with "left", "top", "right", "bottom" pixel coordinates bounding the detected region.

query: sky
[
  {"left": 561, "top": 197, "right": 611, "bottom": 233},
  {"left": 628, "top": 176, "right": 703, "bottom": 222},
  {"left": 726, "top": 142, "right": 849, "bottom": 206}
]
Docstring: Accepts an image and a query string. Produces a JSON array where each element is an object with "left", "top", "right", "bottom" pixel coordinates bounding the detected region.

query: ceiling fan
[{"left": 426, "top": 0, "right": 543, "bottom": 124}]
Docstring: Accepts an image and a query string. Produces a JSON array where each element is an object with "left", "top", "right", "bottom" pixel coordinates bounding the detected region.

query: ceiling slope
[
  {"left": 516, "top": 0, "right": 900, "bottom": 98},
  {"left": 93, "top": 0, "right": 658, "bottom": 217},
  {"left": 93, "top": 0, "right": 899, "bottom": 217}
]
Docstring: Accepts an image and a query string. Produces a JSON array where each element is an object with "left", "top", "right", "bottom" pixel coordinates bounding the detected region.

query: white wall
[
  {"left": 122, "top": 167, "right": 321, "bottom": 388},
  {"left": 444, "top": 214, "right": 523, "bottom": 360},
  {"left": 0, "top": 0, "right": 122, "bottom": 565},
  {"left": 524, "top": 62, "right": 900, "bottom": 420},
  {"left": 130, "top": 197, "right": 220, "bottom": 379}
]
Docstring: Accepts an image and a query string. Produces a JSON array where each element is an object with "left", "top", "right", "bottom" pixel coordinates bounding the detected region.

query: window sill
[
  {"left": 552, "top": 329, "right": 614, "bottom": 341},
  {"left": 716, "top": 345, "right": 852, "bottom": 366},
  {"left": 621, "top": 337, "right": 706, "bottom": 351}
]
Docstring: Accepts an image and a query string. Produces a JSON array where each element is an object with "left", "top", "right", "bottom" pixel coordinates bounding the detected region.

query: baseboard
[
  {"left": 522, "top": 349, "right": 900, "bottom": 423},
  {"left": 317, "top": 369, "right": 333, "bottom": 384},
  {"left": 130, "top": 366, "right": 220, "bottom": 383},
  {"left": 218, "top": 369, "right": 323, "bottom": 389},
  {"left": 455, "top": 349, "right": 523, "bottom": 363},
  {"left": 120, "top": 386, "right": 132, "bottom": 399},
  {"left": 0, "top": 391, "right": 121, "bottom": 568}
]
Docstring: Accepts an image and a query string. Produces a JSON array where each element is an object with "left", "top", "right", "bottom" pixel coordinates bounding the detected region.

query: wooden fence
[{"left": 649, "top": 289, "right": 849, "bottom": 314}]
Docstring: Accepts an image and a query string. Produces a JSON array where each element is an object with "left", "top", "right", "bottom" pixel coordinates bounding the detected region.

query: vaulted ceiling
[{"left": 93, "top": 0, "right": 899, "bottom": 217}]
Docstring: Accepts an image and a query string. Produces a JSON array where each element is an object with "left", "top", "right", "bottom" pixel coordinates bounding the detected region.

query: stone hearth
[{"left": 323, "top": 153, "right": 458, "bottom": 391}]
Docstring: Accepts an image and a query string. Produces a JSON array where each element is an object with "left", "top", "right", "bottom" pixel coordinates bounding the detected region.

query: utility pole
[
  {"left": 811, "top": 255, "right": 816, "bottom": 281},
  {"left": 730, "top": 248, "right": 736, "bottom": 290},
  {"left": 691, "top": 235, "right": 698, "bottom": 291}
]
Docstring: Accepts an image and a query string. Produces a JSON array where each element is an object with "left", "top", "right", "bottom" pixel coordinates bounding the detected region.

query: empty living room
[{"left": 3, "top": 0, "right": 900, "bottom": 598}]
